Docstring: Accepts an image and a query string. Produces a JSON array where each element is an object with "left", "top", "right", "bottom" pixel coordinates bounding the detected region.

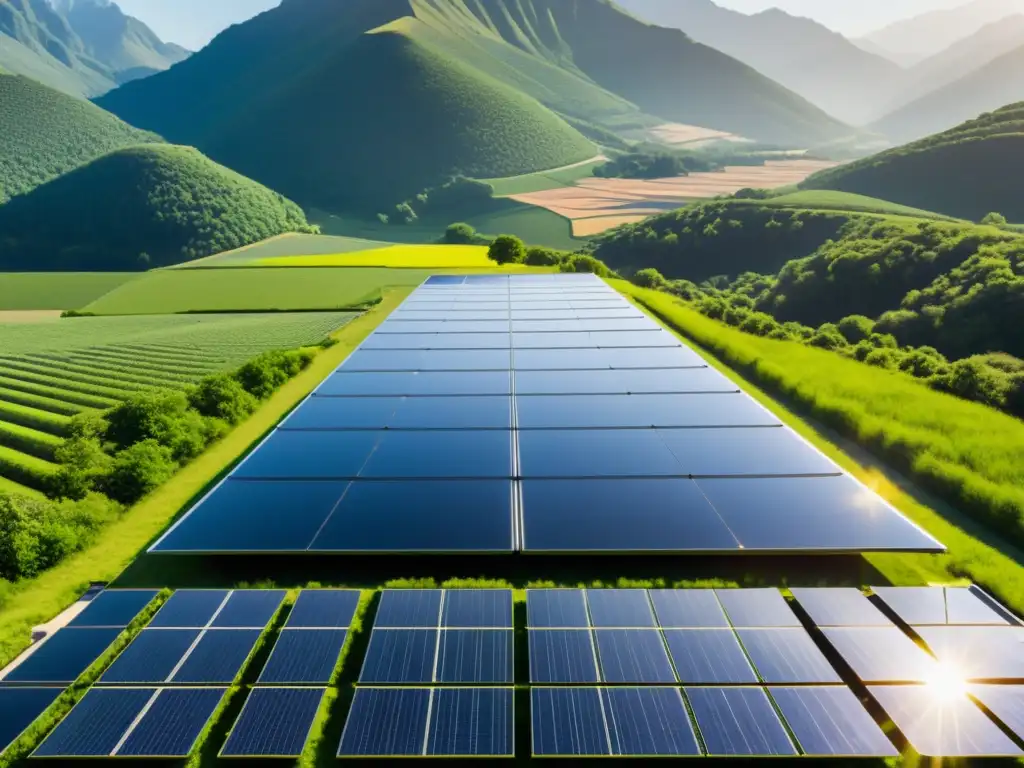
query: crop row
[
  {"left": 13, "top": 354, "right": 191, "bottom": 389},
  {"left": 0, "top": 375, "right": 119, "bottom": 410},
  {"left": 0, "top": 420, "right": 62, "bottom": 461},
  {"left": 0, "top": 445, "right": 56, "bottom": 491},
  {"left": 0, "top": 386, "right": 90, "bottom": 417},
  {"left": 0, "top": 400, "right": 70, "bottom": 438}
]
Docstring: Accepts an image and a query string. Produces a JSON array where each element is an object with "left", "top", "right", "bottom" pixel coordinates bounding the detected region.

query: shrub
[
  {"left": 632, "top": 268, "right": 667, "bottom": 289},
  {"left": 931, "top": 358, "right": 1014, "bottom": 408},
  {"left": 236, "top": 349, "right": 315, "bottom": 400},
  {"left": 103, "top": 440, "right": 178, "bottom": 504},
  {"left": 837, "top": 315, "right": 875, "bottom": 344},
  {"left": 51, "top": 438, "right": 113, "bottom": 501},
  {"left": 807, "top": 325, "right": 848, "bottom": 351},
  {"left": 559, "top": 254, "right": 614, "bottom": 277},
  {"left": 981, "top": 212, "right": 1008, "bottom": 227},
  {"left": 189, "top": 374, "right": 259, "bottom": 425},
  {"left": 523, "top": 246, "right": 566, "bottom": 266},
  {"left": 488, "top": 235, "right": 526, "bottom": 265},
  {"left": 899, "top": 346, "right": 948, "bottom": 378},
  {"left": 105, "top": 390, "right": 209, "bottom": 462},
  {"left": 443, "top": 223, "right": 480, "bottom": 245}
]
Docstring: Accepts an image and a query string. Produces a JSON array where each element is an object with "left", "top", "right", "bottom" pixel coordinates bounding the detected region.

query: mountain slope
[
  {"left": 0, "top": 68, "right": 160, "bottom": 202},
  {"left": 0, "top": 144, "right": 315, "bottom": 270},
  {"left": 803, "top": 103, "right": 1024, "bottom": 220},
  {"left": 873, "top": 44, "right": 1024, "bottom": 143},
  {"left": 616, "top": 0, "right": 902, "bottom": 124}
]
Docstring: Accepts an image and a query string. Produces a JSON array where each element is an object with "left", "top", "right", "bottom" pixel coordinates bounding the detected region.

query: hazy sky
[{"left": 117, "top": 0, "right": 965, "bottom": 49}]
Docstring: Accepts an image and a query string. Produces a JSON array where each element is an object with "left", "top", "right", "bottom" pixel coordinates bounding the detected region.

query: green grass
[
  {"left": 0, "top": 420, "right": 62, "bottom": 461},
  {"left": 0, "top": 274, "right": 140, "bottom": 311},
  {"left": 0, "top": 474, "right": 44, "bottom": 499},
  {"left": 0, "top": 400, "right": 70, "bottom": 436},
  {"left": 171, "top": 234, "right": 396, "bottom": 268},
  {"left": 759, "top": 191, "right": 953, "bottom": 220},
  {"left": 483, "top": 156, "right": 607, "bottom": 196}
]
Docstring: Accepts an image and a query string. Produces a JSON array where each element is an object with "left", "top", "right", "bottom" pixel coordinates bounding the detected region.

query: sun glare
[{"left": 925, "top": 662, "right": 967, "bottom": 700}]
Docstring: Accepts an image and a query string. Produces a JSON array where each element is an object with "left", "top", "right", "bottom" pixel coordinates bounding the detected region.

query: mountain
[
  {"left": 0, "top": 0, "right": 188, "bottom": 97},
  {"left": 616, "top": 0, "right": 902, "bottom": 125},
  {"left": 0, "top": 68, "right": 159, "bottom": 202},
  {"left": 855, "top": 0, "right": 1024, "bottom": 66},
  {"left": 803, "top": 102, "right": 1024, "bottom": 220},
  {"left": 0, "top": 144, "right": 315, "bottom": 270},
  {"left": 872, "top": 43, "right": 1024, "bottom": 143},
  {"left": 882, "top": 16, "right": 1024, "bottom": 116},
  {"left": 95, "top": 0, "right": 849, "bottom": 212}
]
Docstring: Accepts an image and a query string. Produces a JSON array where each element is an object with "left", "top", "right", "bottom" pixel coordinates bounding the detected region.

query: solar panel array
[{"left": 150, "top": 274, "right": 943, "bottom": 556}]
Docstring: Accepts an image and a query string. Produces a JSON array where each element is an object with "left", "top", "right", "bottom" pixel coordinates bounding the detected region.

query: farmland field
[
  {"left": 173, "top": 233, "right": 396, "bottom": 268},
  {"left": 257, "top": 244, "right": 508, "bottom": 268},
  {"left": 483, "top": 156, "right": 608, "bottom": 196},
  {"left": 0, "top": 273, "right": 139, "bottom": 310}
]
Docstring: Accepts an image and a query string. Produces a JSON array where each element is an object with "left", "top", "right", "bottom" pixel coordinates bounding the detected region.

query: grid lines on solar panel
[
  {"left": 1, "top": 627, "right": 122, "bottom": 684},
  {"left": 769, "top": 686, "right": 898, "bottom": 757},
  {"left": 220, "top": 687, "right": 325, "bottom": 757},
  {"left": 790, "top": 587, "right": 893, "bottom": 627},
  {"left": 967, "top": 685, "right": 1024, "bottom": 743},
  {"left": 286, "top": 589, "right": 361, "bottom": 628},
  {"left": 116, "top": 687, "right": 227, "bottom": 758},
  {"left": 0, "top": 688, "right": 61, "bottom": 755},
  {"left": 66, "top": 589, "right": 159, "bottom": 628},
  {"left": 873, "top": 585, "right": 1016, "bottom": 626},
  {"left": 33, "top": 687, "right": 153, "bottom": 757},
  {"left": 686, "top": 686, "right": 797, "bottom": 756},
  {"left": 820, "top": 627, "right": 941, "bottom": 683}
]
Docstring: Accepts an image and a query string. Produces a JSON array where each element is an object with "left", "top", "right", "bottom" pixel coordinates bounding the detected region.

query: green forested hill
[
  {"left": 95, "top": 0, "right": 849, "bottom": 212},
  {"left": 0, "top": 69, "right": 160, "bottom": 202},
  {"left": 0, "top": 145, "right": 315, "bottom": 270},
  {"left": 803, "top": 103, "right": 1024, "bottom": 221}
]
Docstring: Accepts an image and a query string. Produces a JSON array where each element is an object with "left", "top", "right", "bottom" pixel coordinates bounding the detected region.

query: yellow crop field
[{"left": 256, "top": 244, "right": 520, "bottom": 268}]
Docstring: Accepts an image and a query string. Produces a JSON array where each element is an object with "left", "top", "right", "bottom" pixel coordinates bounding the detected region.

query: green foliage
[
  {"left": 188, "top": 375, "right": 259, "bottom": 425},
  {"left": 105, "top": 391, "right": 208, "bottom": 462},
  {"left": 51, "top": 438, "right": 112, "bottom": 501},
  {"left": 236, "top": 350, "right": 315, "bottom": 400},
  {"left": 559, "top": 254, "right": 616, "bottom": 277},
  {"left": 981, "top": 212, "right": 1008, "bottom": 227},
  {"left": 0, "top": 145, "right": 316, "bottom": 271},
  {"left": 442, "top": 223, "right": 485, "bottom": 245},
  {"left": 488, "top": 235, "right": 526, "bottom": 265},
  {"left": 524, "top": 247, "right": 570, "bottom": 267},
  {"left": 594, "top": 152, "right": 694, "bottom": 179},
  {"left": 103, "top": 439, "right": 178, "bottom": 504},
  {"left": 837, "top": 315, "right": 875, "bottom": 344}
]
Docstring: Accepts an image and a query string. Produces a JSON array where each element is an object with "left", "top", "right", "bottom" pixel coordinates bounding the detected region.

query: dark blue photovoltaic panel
[
  {"left": 427, "top": 688, "right": 513, "bottom": 756},
  {"left": 436, "top": 630, "right": 512, "bottom": 684},
  {"left": 258, "top": 630, "right": 347, "bottom": 684},
  {"left": 283, "top": 397, "right": 400, "bottom": 429},
  {"left": 512, "top": 346, "right": 704, "bottom": 370},
  {"left": 595, "top": 630, "right": 676, "bottom": 683},
  {"left": 527, "top": 590, "right": 589, "bottom": 628},
  {"left": 650, "top": 590, "right": 730, "bottom": 628},
  {"left": 587, "top": 590, "right": 656, "bottom": 628},
  {"left": 362, "top": 333, "right": 512, "bottom": 350},
  {"left": 821, "top": 628, "right": 940, "bottom": 683},
  {"left": 519, "top": 430, "right": 688, "bottom": 478},
  {"left": 522, "top": 479, "right": 739, "bottom": 552},
  {"left": 359, "top": 430, "right": 512, "bottom": 478},
  {"left": 4, "top": 627, "right": 121, "bottom": 683},
  {"left": 170, "top": 629, "right": 261, "bottom": 684},
  {"left": 716, "top": 589, "right": 801, "bottom": 628},
  {"left": 514, "top": 368, "right": 735, "bottom": 395},
  {"left": 359, "top": 630, "right": 437, "bottom": 684},
  {"left": 968, "top": 685, "right": 1024, "bottom": 742},
  {"left": 873, "top": 586, "right": 1012, "bottom": 626},
  {"left": 213, "top": 590, "right": 285, "bottom": 628},
  {"left": 101, "top": 629, "right": 199, "bottom": 683},
  {"left": 657, "top": 427, "right": 842, "bottom": 477},
  {"left": 221, "top": 688, "right": 324, "bottom": 757},
  {"left": 152, "top": 482, "right": 348, "bottom": 552},
  {"left": 529, "top": 630, "right": 599, "bottom": 683},
  {"left": 343, "top": 349, "right": 512, "bottom": 371},
  {"left": 339, "top": 688, "right": 431, "bottom": 756},
  {"left": 696, "top": 476, "right": 944, "bottom": 552},
  {"left": 233, "top": 431, "right": 380, "bottom": 479},
  {"left": 737, "top": 629, "right": 843, "bottom": 684},
  {"left": 287, "top": 590, "right": 360, "bottom": 629},
  {"left": 67, "top": 590, "right": 158, "bottom": 628},
  {"left": 442, "top": 590, "right": 512, "bottom": 628},
  {"left": 118, "top": 688, "right": 227, "bottom": 758},
  {"left": 686, "top": 687, "right": 797, "bottom": 756},
  {"left": 375, "top": 590, "right": 442, "bottom": 628},
  {"left": 869, "top": 685, "right": 1022, "bottom": 757},
  {"left": 605, "top": 687, "right": 701, "bottom": 756},
  {"left": 664, "top": 630, "right": 758, "bottom": 684},
  {"left": 393, "top": 310, "right": 509, "bottom": 321},
  {"left": 34, "top": 688, "right": 152, "bottom": 757},
  {"left": 770, "top": 687, "right": 898, "bottom": 757},
  {"left": 790, "top": 588, "right": 893, "bottom": 627},
  {"left": 0, "top": 688, "right": 61, "bottom": 754},
  {"left": 516, "top": 393, "right": 778, "bottom": 429},
  {"left": 915, "top": 626, "right": 1024, "bottom": 681},
  {"left": 148, "top": 590, "right": 230, "bottom": 628},
  {"left": 311, "top": 479, "right": 513, "bottom": 552},
  {"left": 379, "top": 320, "right": 510, "bottom": 334},
  {"left": 511, "top": 318, "right": 658, "bottom": 333},
  {"left": 318, "top": 371, "right": 511, "bottom": 396},
  {"left": 532, "top": 688, "right": 608, "bottom": 756},
  {"left": 387, "top": 397, "right": 511, "bottom": 429}
]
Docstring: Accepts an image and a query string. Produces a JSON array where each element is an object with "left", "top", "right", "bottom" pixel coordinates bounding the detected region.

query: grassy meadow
[
  {"left": 0, "top": 273, "right": 140, "bottom": 310},
  {"left": 173, "top": 233, "right": 397, "bottom": 268},
  {"left": 483, "top": 156, "right": 607, "bottom": 196},
  {"left": 756, "top": 190, "right": 955, "bottom": 219}
]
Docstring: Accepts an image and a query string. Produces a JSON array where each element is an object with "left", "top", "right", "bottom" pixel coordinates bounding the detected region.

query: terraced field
[{"left": 0, "top": 312, "right": 357, "bottom": 494}]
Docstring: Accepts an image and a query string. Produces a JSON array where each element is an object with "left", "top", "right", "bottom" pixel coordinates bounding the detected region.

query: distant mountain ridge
[{"left": 0, "top": 0, "right": 188, "bottom": 96}]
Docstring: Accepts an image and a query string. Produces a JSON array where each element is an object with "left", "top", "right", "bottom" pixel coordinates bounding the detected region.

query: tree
[
  {"left": 981, "top": 212, "right": 1008, "bottom": 227},
  {"left": 443, "top": 223, "right": 478, "bottom": 245},
  {"left": 488, "top": 235, "right": 525, "bottom": 265}
]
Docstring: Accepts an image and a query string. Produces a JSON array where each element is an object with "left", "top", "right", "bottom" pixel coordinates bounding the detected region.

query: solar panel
[
  {"left": 515, "top": 393, "right": 777, "bottom": 429},
  {"left": 318, "top": 371, "right": 512, "bottom": 396},
  {"left": 169, "top": 629, "right": 262, "bottom": 684},
  {"left": 519, "top": 429, "right": 692, "bottom": 477},
  {"left": 362, "top": 332, "right": 512, "bottom": 349},
  {"left": 0, "top": 688, "right": 61, "bottom": 754},
  {"left": 663, "top": 630, "right": 758, "bottom": 684},
  {"left": 343, "top": 349, "right": 512, "bottom": 371},
  {"left": 715, "top": 589, "right": 801, "bottom": 628},
  {"left": 441, "top": 590, "right": 512, "bottom": 628},
  {"left": 531, "top": 687, "right": 609, "bottom": 756},
  {"left": 338, "top": 687, "right": 431, "bottom": 756},
  {"left": 117, "top": 688, "right": 226, "bottom": 758},
  {"left": 650, "top": 590, "right": 730, "bottom": 628},
  {"left": 285, "top": 395, "right": 512, "bottom": 430},
  {"left": 148, "top": 590, "right": 230, "bottom": 628},
  {"left": 33, "top": 688, "right": 152, "bottom": 757},
  {"left": 685, "top": 687, "right": 797, "bottom": 756},
  {"left": 212, "top": 589, "right": 285, "bottom": 628},
  {"left": 586, "top": 589, "right": 656, "bottom": 628},
  {"left": 258, "top": 629, "right": 348, "bottom": 685},
  {"left": 821, "top": 628, "right": 940, "bottom": 683},
  {"left": 436, "top": 630, "right": 512, "bottom": 683},
  {"left": 375, "top": 590, "right": 442, "bottom": 628},
  {"left": 870, "top": 685, "right": 1023, "bottom": 757},
  {"left": 287, "top": 590, "right": 360, "bottom": 629},
  {"left": 790, "top": 587, "right": 893, "bottom": 627},
  {"left": 427, "top": 688, "right": 514, "bottom": 756},
  {"left": 770, "top": 686, "right": 897, "bottom": 757},
  {"left": 915, "top": 626, "right": 1024, "bottom": 681},
  {"left": 528, "top": 630, "right": 600, "bottom": 683},
  {"left": 657, "top": 426, "right": 842, "bottom": 476},
  {"left": 361, "top": 431, "right": 512, "bottom": 478},
  {"left": 526, "top": 589, "right": 589, "bottom": 628},
  {"left": 737, "top": 629, "right": 842, "bottom": 684},
  {"left": 101, "top": 629, "right": 200, "bottom": 684},
  {"left": 605, "top": 687, "right": 701, "bottom": 756},
  {"left": 3, "top": 627, "right": 121, "bottom": 684},
  {"left": 594, "top": 630, "right": 676, "bottom": 683},
  {"left": 359, "top": 629, "right": 437, "bottom": 684},
  {"left": 67, "top": 590, "right": 158, "bottom": 628},
  {"left": 514, "top": 368, "right": 735, "bottom": 395},
  {"left": 873, "top": 586, "right": 1013, "bottom": 626},
  {"left": 945, "top": 587, "right": 1016, "bottom": 625},
  {"left": 968, "top": 685, "right": 1024, "bottom": 741},
  {"left": 221, "top": 687, "right": 324, "bottom": 757}
]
